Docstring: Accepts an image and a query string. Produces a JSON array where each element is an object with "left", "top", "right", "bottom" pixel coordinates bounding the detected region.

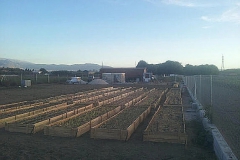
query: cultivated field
[{"left": 0, "top": 84, "right": 217, "bottom": 159}]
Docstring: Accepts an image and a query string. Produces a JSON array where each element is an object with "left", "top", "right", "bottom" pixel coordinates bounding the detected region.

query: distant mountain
[{"left": 0, "top": 58, "right": 111, "bottom": 71}]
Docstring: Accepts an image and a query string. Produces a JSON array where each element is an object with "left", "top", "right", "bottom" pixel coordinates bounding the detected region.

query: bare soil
[{"left": 0, "top": 84, "right": 217, "bottom": 160}]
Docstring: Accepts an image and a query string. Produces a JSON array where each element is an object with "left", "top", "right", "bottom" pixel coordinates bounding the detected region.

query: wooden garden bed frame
[
  {"left": 0, "top": 102, "right": 69, "bottom": 128},
  {"left": 91, "top": 105, "right": 151, "bottom": 141},
  {"left": 143, "top": 105, "right": 187, "bottom": 144},
  {"left": 44, "top": 90, "right": 146, "bottom": 137},
  {"left": 0, "top": 87, "right": 127, "bottom": 128},
  {"left": 5, "top": 103, "right": 94, "bottom": 133},
  {"left": 164, "top": 88, "right": 182, "bottom": 105}
]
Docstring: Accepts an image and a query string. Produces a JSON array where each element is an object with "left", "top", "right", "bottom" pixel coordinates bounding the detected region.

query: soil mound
[
  {"left": 79, "top": 80, "right": 87, "bottom": 84},
  {"left": 88, "top": 79, "right": 108, "bottom": 85}
]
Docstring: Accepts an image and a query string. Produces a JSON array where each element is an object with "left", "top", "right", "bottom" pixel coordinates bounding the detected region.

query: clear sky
[{"left": 1, "top": 0, "right": 240, "bottom": 69}]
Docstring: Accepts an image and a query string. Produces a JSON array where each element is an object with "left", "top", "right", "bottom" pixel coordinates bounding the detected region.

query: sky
[{"left": 0, "top": 0, "right": 240, "bottom": 69}]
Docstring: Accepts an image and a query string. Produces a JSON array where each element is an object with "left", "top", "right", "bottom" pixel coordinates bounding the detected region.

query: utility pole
[{"left": 221, "top": 55, "right": 225, "bottom": 71}]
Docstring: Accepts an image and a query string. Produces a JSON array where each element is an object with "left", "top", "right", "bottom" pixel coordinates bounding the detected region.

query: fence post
[
  {"left": 20, "top": 73, "right": 22, "bottom": 85},
  {"left": 48, "top": 74, "right": 50, "bottom": 83},
  {"left": 210, "top": 75, "right": 212, "bottom": 106},
  {"left": 36, "top": 73, "right": 37, "bottom": 84},
  {"left": 199, "top": 75, "right": 201, "bottom": 102},
  {"left": 194, "top": 76, "right": 197, "bottom": 100}
]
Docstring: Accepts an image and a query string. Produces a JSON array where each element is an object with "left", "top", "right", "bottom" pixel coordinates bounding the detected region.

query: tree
[
  {"left": 136, "top": 60, "right": 218, "bottom": 75},
  {"left": 136, "top": 60, "right": 148, "bottom": 68},
  {"left": 39, "top": 68, "right": 48, "bottom": 74},
  {"left": 184, "top": 64, "right": 219, "bottom": 75},
  {"left": 161, "top": 61, "right": 183, "bottom": 75}
]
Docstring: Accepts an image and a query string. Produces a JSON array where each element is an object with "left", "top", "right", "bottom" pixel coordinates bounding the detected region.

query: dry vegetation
[{"left": 147, "top": 106, "right": 184, "bottom": 133}]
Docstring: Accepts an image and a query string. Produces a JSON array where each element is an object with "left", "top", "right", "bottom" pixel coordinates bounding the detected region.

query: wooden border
[
  {"left": 91, "top": 106, "right": 151, "bottom": 141},
  {"left": 5, "top": 103, "right": 94, "bottom": 133},
  {"left": 143, "top": 105, "right": 187, "bottom": 144},
  {"left": 44, "top": 106, "right": 123, "bottom": 137},
  {"left": 44, "top": 89, "right": 146, "bottom": 137},
  {"left": 0, "top": 102, "right": 70, "bottom": 128}
]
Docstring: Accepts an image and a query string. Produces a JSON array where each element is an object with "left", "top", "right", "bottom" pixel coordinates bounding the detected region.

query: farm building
[
  {"left": 100, "top": 68, "right": 146, "bottom": 82},
  {"left": 102, "top": 73, "right": 125, "bottom": 84}
]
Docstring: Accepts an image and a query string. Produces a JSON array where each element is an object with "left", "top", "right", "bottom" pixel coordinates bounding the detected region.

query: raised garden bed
[
  {"left": 164, "top": 88, "right": 182, "bottom": 105},
  {"left": 90, "top": 92, "right": 160, "bottom": 141},
  {"left": 143, "top": 105, "right": 187, "bottom": 144},
  {"left": 0, "top": 87, "right": 127, "bottom": 128},
  {"left": 5, "top": 103, "right": 94, "bottom": 133},
  {"left": 44, "top": 90, "right": 147, "bottom": 137},
  {"left": 91, "top": 105, "right": 151, "bottom": 141},
  {"left": 0, "top": 102, "right": 69, "bottom": 128}
]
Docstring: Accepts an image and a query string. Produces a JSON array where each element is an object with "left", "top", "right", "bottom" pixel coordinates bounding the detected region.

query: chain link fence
[
  {"left": 184, "top": 75, "right": 240, "bottom": 159},
  {"left": 0, "top": 74, "right": 70, "bottom": 87}
]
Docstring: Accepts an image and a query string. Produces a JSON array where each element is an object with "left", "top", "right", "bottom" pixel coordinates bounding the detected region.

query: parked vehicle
[{"left": 66, "top": 77, "right": 81, "bottom": 84}]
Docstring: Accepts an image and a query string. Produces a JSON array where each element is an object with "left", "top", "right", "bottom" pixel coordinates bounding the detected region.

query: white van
[{"left": 66, "top": 77, "right": 81, "bottom": 84}]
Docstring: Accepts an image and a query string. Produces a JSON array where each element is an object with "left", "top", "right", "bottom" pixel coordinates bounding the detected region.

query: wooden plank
[
  {"left": 91, "top": 128, "right": 127, "bottom": 140},
  {"left": 76, "top": 122, "right": 91, "bottom": 137},
  {"left": 6, "top": 123, "right": 35, "bottom": 133},
  {"left": 91, "top": 117, "right": 102, "bottom": 127},
  {"left": 101, "top": 113, "right": 108, "bottom": 122},
  {"left": 143, "top": 132, "right": 187, "bottom": 144},
  {"left": 44, "top": 126, "right": 78, "bottom": 137},
  {"left": 126, "top": 123, "right": 135, "bottom": 140}
]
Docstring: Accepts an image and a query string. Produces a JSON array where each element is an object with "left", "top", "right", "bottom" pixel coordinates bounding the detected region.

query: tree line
[
  {"left": 136, "top": 60, "right": 219, "bottom": 75},
  {"left": 0, "top": 67, "right": 100, "bottom": 77}
]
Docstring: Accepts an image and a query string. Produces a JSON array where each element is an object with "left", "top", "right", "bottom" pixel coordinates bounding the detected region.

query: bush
[{"left": 191, "top": 120, "right": 213, "bottom": 148}]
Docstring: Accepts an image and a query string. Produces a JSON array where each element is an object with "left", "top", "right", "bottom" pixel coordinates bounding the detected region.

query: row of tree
[
  {"left": 136, "top": 60, "right": 219, "bottom": 75},
  {"left": 0, "top": 67, "right": 100, "bottom": 78}
]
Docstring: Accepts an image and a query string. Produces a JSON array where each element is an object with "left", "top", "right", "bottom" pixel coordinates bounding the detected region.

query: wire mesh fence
[
  {"left": 184, "top": 75, "right": 240, "bottom": 159},
  {"left": 0, "top": 74, "right": 70, "bottom": 86}
]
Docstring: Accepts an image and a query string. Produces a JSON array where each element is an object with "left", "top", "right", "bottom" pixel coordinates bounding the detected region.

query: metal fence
[
  {"left": 184, "top": 75, "right": 240, "bottom": 159},
  {"left": 0, "top": 74, "right": 70, "bottom": 86}
]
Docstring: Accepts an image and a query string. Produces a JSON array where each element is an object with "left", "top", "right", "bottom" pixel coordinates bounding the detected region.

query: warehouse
[{"left": 99, "top": 68, "right": 146, "bottom": 82}]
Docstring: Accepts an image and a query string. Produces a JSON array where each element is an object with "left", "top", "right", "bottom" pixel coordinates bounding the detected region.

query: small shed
[
  {"left": 100, "top": 68, "right": 146, "bottom": 82},
  {"left": 102, "top": 73, "right": 125, "bottom": 84},
  {"left": 21, "top": 80, "right": 31, "bottom": 87}
]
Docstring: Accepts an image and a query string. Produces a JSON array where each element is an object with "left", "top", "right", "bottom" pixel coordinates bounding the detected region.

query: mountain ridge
[{"left": 0, "top": 58, "right": 111, "bottom": 71}]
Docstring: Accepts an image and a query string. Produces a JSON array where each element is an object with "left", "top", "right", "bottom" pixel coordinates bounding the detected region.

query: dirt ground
[{"left": 0, "top": 84, "right": 217, "bottom": 160}]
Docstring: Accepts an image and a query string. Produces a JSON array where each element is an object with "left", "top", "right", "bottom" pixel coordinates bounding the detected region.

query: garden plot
[
  {"left": 70, "top": 87, "right": 116, "bottom": 102},
  {"left": 40, "top": 87, "right": 116, "bottom": 104},
  {"left": 96, "top": 88, "right": 143, "bottom": 106},
  {"left": 4, "top": 88, "right": 130, "bottom": 133},
  {"left": 0, "top": 101, "right": 36, "bottom": 112},
  {"left": 0, "top": 87, "right": 126, "bottom": 128},
  {"left": 164, "top": 88, "right": 182, "bottom": 105},
  {"left": 143, "top": 89, "right": 166, "bottom": 108},
  {"left": 0, "top": 87, "right": 114, "bottom": 112},
  {"left": 143, "top": 105, "right": 187, "bottom": 144},
  {"left": 0, "top": 102, "right": 69, "bottom": 128},
  {"left": 5, "top": 103, "right": 94, "bottom": 133},
  {"left": 44, "top": 89, "right": 147, "bottom": 137},
  {"left": 90, "top": 91, "right": 161, "bottom": 141},
  {"left": 78, "top": 87, "right": 132, "bottom": 104}
]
